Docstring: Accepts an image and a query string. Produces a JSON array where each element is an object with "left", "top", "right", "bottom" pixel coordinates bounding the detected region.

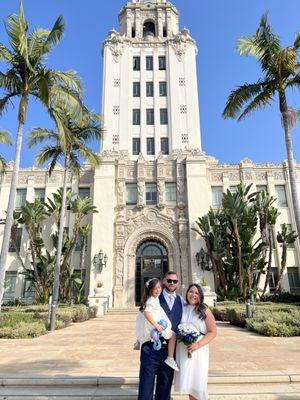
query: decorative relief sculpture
[
  {"left": 116, "top": 180, "right": 125, "bottom": 207},
  {"left": 157, "top": 180, "right": 165, "bottom": 209},
  {"left": 106, "top": 29, "right": 125, "bottom": 62},
  {"left": 170, "top": 28, "right": 196, "bottom": 61},
  {"left": 137, "top": 180, "right": 145, "bottom": 209}
]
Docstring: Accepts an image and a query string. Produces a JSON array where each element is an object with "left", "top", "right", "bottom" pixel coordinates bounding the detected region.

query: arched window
[{"left": 143, "top": 20, "right": 156, "bottom": 38}]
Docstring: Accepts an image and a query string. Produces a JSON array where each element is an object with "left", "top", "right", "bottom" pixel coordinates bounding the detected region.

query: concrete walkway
[{"left": 0, "top": 312, "right": 299, "bottom": 377}]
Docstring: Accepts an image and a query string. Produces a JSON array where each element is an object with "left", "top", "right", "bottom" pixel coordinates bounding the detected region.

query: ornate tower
[{"left": 101, "top": 0, "right": 201, "bottom": 157}]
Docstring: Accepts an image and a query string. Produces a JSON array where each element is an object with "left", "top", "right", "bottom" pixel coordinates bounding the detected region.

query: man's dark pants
[{"left": 138, "top": 341, "right": 174, "bottom": 400}]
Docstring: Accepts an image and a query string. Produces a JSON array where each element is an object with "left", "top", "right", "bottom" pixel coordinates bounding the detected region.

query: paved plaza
[{"left": 0, "top": 312, "right": 299, "bottom": 377}]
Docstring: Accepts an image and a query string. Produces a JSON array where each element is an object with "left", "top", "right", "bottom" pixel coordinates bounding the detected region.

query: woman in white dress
[{"left": 174, "top": 283, "right": 217, "bottom": 400}]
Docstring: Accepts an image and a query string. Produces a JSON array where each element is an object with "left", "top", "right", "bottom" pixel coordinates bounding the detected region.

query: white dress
[
  {"left": 135, "top": 296, "right": 172, "bottom": 345},
  {"left": 174, "top": 305, "right": 209, "bottom": 400}
]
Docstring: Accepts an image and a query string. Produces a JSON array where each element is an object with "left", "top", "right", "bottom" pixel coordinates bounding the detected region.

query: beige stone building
[{"left": 0, "top": 0, "right": 299, "bottom": 307}]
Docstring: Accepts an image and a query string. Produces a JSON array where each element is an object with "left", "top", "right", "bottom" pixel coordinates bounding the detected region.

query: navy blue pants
[{"left": 138, "top": 341, "right": 174, "bottom": 400}]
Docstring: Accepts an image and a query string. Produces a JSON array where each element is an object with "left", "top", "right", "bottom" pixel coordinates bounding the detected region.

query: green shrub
[
  {"left": 226, "top": 308, "right": 246, "bottom": 328},
  {"left": 261, "top": 292, "right": 300, "bottom": 304},
  {"left": 88, "top": 306, "right": 98, "bottom": 319},
  {"left": 0, "top": 322, "right": 47, "bottom": 339},
  {"left": 247, "top": 310, "right": 300, "bottom": 337}
]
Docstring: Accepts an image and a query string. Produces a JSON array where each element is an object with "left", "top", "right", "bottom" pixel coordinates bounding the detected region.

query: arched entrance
[{"left": 135, "top": 240, "right": 168, "bottom": 305}]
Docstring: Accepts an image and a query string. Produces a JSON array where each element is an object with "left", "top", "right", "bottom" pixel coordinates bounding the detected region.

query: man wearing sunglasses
[{"left": 153, "top": 271, "right": 183, "bottom": 399}]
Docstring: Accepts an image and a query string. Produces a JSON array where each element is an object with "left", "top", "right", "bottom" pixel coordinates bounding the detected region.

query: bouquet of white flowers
[{"left": 177, "top": 323, "right": 205, "bottom": 358}]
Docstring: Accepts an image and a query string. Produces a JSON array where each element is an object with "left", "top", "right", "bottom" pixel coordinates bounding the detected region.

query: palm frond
[
  {"left": 35, "top": 145, "right": 62, "bottom": 167},
  {"left": 0, "top": 154, "right": 7, "bottom": 173},
  {"left": 223, "top": 80, "right": 269, "bottom": 119},
  {"left": 5, "top": 2, "right": 30, "bottom": 68},
  {"left": 237, "top": 84, "right": 276, "bottom": 121},
  {"left": 0, "top": 71, "right": 21, "bottom": 93},
  {"left": 0, "top": 43, "right": 13, "bottom": 62},
  {"left": 50, "top": 70, "right": 82, "bottom": 94},
  {"left": 0, "top": 93, "right": 17, "bottom": 116},
  {"left": 44, "top": 16, "right": 65, "bottom": 51},
  {"left": 0, "top": 129, "right": 12, "bottom": 145},
  {"left": 76, "top": 145, "right": 100, "bottom": 168},
  {"left": 27, "top": 127, "right": 57, "bottom": 148},
  {"left": 294, "top": 33, "right": 300, "bottom": 50},
  {"left": 28, "top": 28, "right": 50, "bottom": 62},
  {"left": 285, "top": 73, "right": 300, "bottom": 90}
]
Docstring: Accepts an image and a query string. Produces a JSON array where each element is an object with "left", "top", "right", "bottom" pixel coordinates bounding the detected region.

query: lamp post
[
  {"left": 93, "top": 249, "right": 108, "bottom": 275},
  {"left": 195, "top": 248, "right": 211, "bottom": 277}
]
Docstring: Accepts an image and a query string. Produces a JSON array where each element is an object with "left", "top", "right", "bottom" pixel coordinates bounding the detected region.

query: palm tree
[
  {"left": 0, "top": 129, "right": 11, "bottom": 173},
  {"left": 275, "top": 224, "right": 298, "bottom": 293},
  {"left": 28, "top": 108, "right": 103, "bottom": 330},
  {"left": 0, "top": 2, "right": 83, "bottom": 311},
  {"left": 223, "top": 13, "right": 300, "bottom": 242}
]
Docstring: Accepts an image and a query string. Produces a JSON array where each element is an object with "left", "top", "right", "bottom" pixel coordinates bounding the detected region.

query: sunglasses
[{"left": 166, "top": 279, "right": 178, "bottom": 284}]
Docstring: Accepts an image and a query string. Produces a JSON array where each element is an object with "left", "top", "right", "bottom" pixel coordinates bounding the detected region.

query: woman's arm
[
  {"left": 144, "top": 311, "right": 164, "bottom": 332},
  {"left": 187, "top": 308, "right": 217, "bottom": 352}
]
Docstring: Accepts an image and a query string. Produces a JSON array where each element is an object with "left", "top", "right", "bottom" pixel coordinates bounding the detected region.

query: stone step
[
  {"left": 107, "top": 308, "right": 138, "bottom": 315},
  {"left": 0, "top": 376, "right": 300, "bottom": 400}
]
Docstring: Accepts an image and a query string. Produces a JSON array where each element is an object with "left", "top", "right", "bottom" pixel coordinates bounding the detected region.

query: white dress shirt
[{"left": 163, "top": 288, "right": 177, "bottom": 310}]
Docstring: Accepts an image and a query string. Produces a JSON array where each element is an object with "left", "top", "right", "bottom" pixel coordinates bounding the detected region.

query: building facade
[{"left": 0, "top": 0, "right": 300, "bottom": 306}]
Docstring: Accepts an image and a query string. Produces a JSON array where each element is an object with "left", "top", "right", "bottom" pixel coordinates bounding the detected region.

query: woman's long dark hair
[
  {"left": 185, "top": 283, "right": 207, "bottom": 320},
  {"left": 139, "top": 278, "right": 161, "bottom": 312}
]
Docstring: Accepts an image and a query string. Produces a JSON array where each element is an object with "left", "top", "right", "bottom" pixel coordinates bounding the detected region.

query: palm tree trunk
[
  {"left": 262, "top": 227, "right": 273, "bottom": 296},
  {"left": 0, "top": 97, "right": 27, "bottom": 312},
  {"left": 50, "top": 158, "right": 69, "bottom": 330},
  {"left": 275, "top": 244, "right": 287, "bottom": 293},
  {"left": 280, "top": 92, "right": 300, "bottom": 243},
  {"left": 233, "top": 221, "right": 243, "bottom": 296}
]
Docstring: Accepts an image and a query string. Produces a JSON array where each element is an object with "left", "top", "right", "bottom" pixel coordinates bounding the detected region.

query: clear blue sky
[{"left": 0, "top": 0, "right": 299, "bottom": 167}]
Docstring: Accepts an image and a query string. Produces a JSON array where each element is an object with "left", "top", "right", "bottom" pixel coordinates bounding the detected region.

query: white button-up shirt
[{"left": 163, "top": 288, "right": 177, "bottom": 310}]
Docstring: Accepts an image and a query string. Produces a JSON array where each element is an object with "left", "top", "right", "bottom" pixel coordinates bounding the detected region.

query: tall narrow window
[
  {"left": 161, "top": 137, "right": 169, "bottom": 155},
  {"left": 159, "top": 81, "right": 167, "bottom": 97},
  {"left": 146, "top": 82, "right": 154, "bottom": 97},
  {"left": 159, "top": 56, "right": 166, "bottom": 70},
  {"left": 9, "top": 227, "right": 22, "bottom": 252},
  {"left": 269, "top": 267, "right": 278, "bottom": 292},
  {"left": 146, "top": 183, "right": 157, "bottom": 205},
  {"left": 275, "top": 185, "right": 288, "bottom": 207},
  {"left": 126, "top": 183, "right": 137, "bottom": 205},
  {"left": 4, "top": 272, "right": 17, "bottom": 299},
  {"left": 147, "top": 138, "right": 155, "bottom": 155},
  {"left": 133, "top": 56, "right": 140, "bottom": 71},
  {"left": 78, "top": 187, "right": 90, "bottom": 200},
  {"left": 160, "top": 108, "right": 168, "bottom": 125},
  {"left": 147, "top": 109, "right": 155, "bottom": 125},
  {"left": 15, "top": 189, "right": 27, "bottom": 208},
  {"left": 132, "top": 27, "right": 136, "bottom": 38},
  {"left": 34, "top": 188, "right": 45, "bottom": 202},
  {"left": 133, "top": 109, "right": 140, "bottom": 125},
  {"left": 256, "top": 185, "right": 268, "bottom": 193},
  {"left": 288, "top": 267, "right": 300, "bottom": 292},
  {"left": 211, "top": 187, "right": 223, "bottom": 208},
  {"left": 146, "top": 56, "right": 153, "bottom": 71},
  {"left": 133, "top": 82, "right": 140, "bottom": 97},
  {"left": 165, "top": 183, "right": 177, "bottom": 204},
  {"left": 132, "top": 138, "right": 141, "bottom": 155}
]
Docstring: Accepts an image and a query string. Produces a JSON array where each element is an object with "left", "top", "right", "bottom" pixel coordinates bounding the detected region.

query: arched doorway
[
  {"left": 143, "top": 20, "right": 156, "bottom": 38},
  {"left": 135, "top": 240, "right": 168, "bottom": 305}
]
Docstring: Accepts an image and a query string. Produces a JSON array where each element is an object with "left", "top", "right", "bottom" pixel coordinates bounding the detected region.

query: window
[
  {"left": 35, "top": 188, "right": 45, "bottom": 202},
  {"left": 146, "top": 183, "right": 157, "bottom": 205},
  {"left": 280, "top": 224, "right": 295, "bottom": 248},
  {"left": 132, "top": 138, "right": 141, "bottom": 155},
  {"left": 163, "top": 26, "right": 167, "bottom": 38},
  {"left": 78, "top": 187, "right": 90, "bottom": 200},
  {"left": 159, "top": 56, "right": 166, "bottom": 70},
  {"left": 269, "top": 267, "right": 278, "bottom": 292},
  {"left": 165, "top": 183, "right": 177, "bottom": 204},
  {"left": 160, "top": 108, "right": 168, "bottom": 125},
  {"left": 159, "top": 81, "right": 167, "bottom": 97},
  {"left": 256, "top": 185, "right": 267, "bottom": 193},
  {"left": 275, "top": 185, "right": 288, "bottom": 207},
  {"left": 133, "top": 82, "right": 140, "bottom": 97},
  {"left": 147, "top": 138, "right": 155, "bottom": 155},
  {"left": 126, "top": 183, "right": 137, "bottom": 205},
  {"left": 146, "top": 56, "right": 153, "bottom": 71},
  {"left": 133, "top": 56, "right": 140, "bottom": 71},
  {"left": 4, "top": 271, "right": 17, "bottom": 299},
  {"left": 147, "top": 109, "right": 155, "bottom": 125},
  {"left": 288, "top": 267, "right": 300, "bottom": 292},
  {"left": 23, "top": 280, "right": 36, "bottom": 299},
  {"left": 133, "top": 109, "right": 140, "bottom": 125},
  {"left": 75, "top": 231, "right": 84, "bottom": 251},
  {"left": 132, "top": 27, "right": 136, "bottom": 38},
  {"left": 212, "top": 187, "right": 223, "bottom": 208},
  {"left": 15, "top": 189, "right": 26, "bottom": 208},
  {"left": 229, "top": 186, "right": 238, "bottom": 194},
  {"left": 161, "top": 137, "right": 169, "bottom": 155},
  {"left": 146, "top": 82, "right": 154, "bottom": 97},
  {"left": 9, "top": 227, "right": 22, "bottom": 252}
]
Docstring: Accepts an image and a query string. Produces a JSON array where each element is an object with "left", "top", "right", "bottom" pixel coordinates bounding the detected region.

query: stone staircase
[{"left": 1, "top": 375, "right": 300, "bottom": 399}]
